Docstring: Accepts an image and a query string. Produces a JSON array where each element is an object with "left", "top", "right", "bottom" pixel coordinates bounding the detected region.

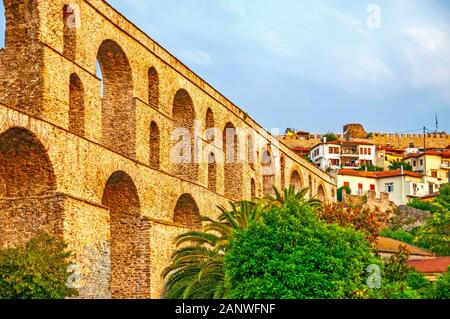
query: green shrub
[
  {"left": 389, "top": 161, "right": 413, "bottom": 171},
  {"left": 415, "top": 206, "right": 450, "bottom": 256},
  {"left": 380, "top": 228, "right": 416, "bottom": 245},
  {"left": 426, "top": 268, "right": 450, "bottom": 299},
  {"left": 224, "top": 203, "right": 378, "bottom": 299},
  {"left": 0, "top": 233, "right": 78, "bottom": 299},
  {"left": 337, "top": 186, "right": 351, "bottom": 202}
]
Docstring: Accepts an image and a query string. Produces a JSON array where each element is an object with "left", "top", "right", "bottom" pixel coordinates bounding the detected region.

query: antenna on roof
[{"left": 435, "top": 113, "right": 439, "bottom": 134}]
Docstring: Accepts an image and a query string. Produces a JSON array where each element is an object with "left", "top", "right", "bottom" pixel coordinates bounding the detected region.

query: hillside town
[{"left": 281, "top": 123, "right": 450, "bottom": 206}]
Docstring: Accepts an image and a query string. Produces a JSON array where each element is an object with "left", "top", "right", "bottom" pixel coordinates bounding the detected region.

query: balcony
[
  {"left": 441, "top": 162, "right": 450, "bottom": 169},
  {"left": 341, "top": 150, "right": 359, "bottom": 156}
]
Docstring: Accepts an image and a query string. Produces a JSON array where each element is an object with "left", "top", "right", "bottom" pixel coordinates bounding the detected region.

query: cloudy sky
[{"left": 2, "top": 1, "right": 450, "bottom": 133}]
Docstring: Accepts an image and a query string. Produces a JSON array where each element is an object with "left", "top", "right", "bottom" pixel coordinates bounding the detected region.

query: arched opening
[
  {"left": 207, "top": 152, "right": 217, "bottom": 192},
  {"left": 174, "top": 194, "right": 201, "bottom": 229},
  {"left": 250, "top": 178, "right": 256, "bottom": 199},
  {"left": 223, "top": 122, "right": 242, "bottom": 199},
  {"left": 308, "top": 175, "right": 313, "bottom": 198},
  {"left": 149, "top": 121, "right": 160, "bottom": 169},
  {"left": 205, "top": 108, "right": 215, "bottom": 143},
  {"left": 63, "top": 4, "right": 80, "bottom": 60},
  {"left": 69, "top": 73, "right": 85, "bottom": 136},
  {"left": 262, "top": 147, "right": 275, "bottom": 195},
  {"left": 102, "top": 171, "right": 150, "bottom": 299},
  {"left": 317, "top": 184, "right": 326, "bottom": 203},
  {"left": 97, "top": 40, "right": 135, "bottom": 158},
  {"left": 172, "top": 89, "right": 198, "bottom": 182},
  {"left": 148, "top": 67, "right": 159, "bottom": 108},
  {"left": 0, "top": 128, "right": 63, "bottom": 248},
  {"left": 280, "top": 155, "right": 286, "bottom": 190},
  {"left": 0, "top": 2, "right": 5, "bottom": 48},
  {"left": 290, "top": 170, "right": 303, "bottom": 190},
  {"left": 247, "top": 134, "right": 255, "bottom": 169}
]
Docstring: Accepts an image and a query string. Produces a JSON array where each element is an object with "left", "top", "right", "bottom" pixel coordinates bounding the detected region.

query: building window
[
  {"left": 385, "top": 182, "right": 394, "bottom": 193},
  {"left": 431, "top": 170, "right": 438, "bottom": 178},
  {"left": 370, "top": 184, "right": 375, "bottom": 191},
  {"left": 330, "top": 159, "right": 339, "bottom": 166},
  {"left": 413, "top": 160, "right": 417, "bottom": 167},
  {"left": 358, "top": 183, "right": 363, "bottom": 195}
]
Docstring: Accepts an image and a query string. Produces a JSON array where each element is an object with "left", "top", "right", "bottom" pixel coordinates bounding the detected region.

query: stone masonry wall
[{"left": 0, "top": 0, "right": 336, "bottom": 298}]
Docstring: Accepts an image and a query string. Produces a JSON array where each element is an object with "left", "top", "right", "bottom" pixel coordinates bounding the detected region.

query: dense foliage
[
  {"left": 324, "top": 131, "right": 338, "bottom": 142},
  {"left": 357, "top": 164, "right": 384, "bottom": 172},
  {"left": 224, "top": 203, "right": 378, "bottom": 299},
  {"left": 389, "top": 161, "right": 413, "bottom": 171},
  {"left": 163, "top": 201, "right": 262, "bottom": 299},
  {"left": 337, "top": 186, "right": 351, "bottom": 202},
  {"left": 425, "top": 267, "right": 450, "bottom": 299},
  {"left": 0, "top": 233, "right": 78, "bottom": 299},
  {"left": 405, "top": 185, "right": 450, "bottom": 256},
  {"left": 318, "top": 204, "right": 388, "bottom": 244}
]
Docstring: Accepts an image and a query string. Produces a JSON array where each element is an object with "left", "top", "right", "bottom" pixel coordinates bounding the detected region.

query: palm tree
[
  {"left": 258, "top": 185, "right": 322, "bottom": 210},
  {"left": 162, "top": 200, "right": 263, "bottom": 299}
]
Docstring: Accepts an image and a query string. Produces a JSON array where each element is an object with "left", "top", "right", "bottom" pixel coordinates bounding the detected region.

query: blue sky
[{"left": 2, "top": 1, "right": 450, "bottom": 133}]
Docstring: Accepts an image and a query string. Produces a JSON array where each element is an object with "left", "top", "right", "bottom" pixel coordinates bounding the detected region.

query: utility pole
[
  {"left": 435, "top": 113, "right": 439, "bottom": 133},
  {"left": 423, "top": 126, "right": 426, "bottom": 150}
]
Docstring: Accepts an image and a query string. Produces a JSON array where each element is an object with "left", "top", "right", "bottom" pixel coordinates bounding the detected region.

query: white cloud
[
  {"left": 402, "top": 24, "right": 450, "bottom": 103},
  {"left": 177, "top": 50, "right": 214, "bottom": 66}
]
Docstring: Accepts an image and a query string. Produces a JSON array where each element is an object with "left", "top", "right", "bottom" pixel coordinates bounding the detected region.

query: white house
[
  {"left": 337, "top": 169, "right": 428, "bottom": 206},
  {"left": 310, "top": 139, "right": 376, "bottom": 172}
]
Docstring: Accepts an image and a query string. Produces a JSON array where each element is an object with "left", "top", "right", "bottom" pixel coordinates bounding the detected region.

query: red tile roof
[
  {"left": 376, "top": 237, "right": 434, "bottom": 256},
  {"left": 407, "top": 257, "right": 450, "bottom": 274},
  {"left": 291, "top": 147, "right": 311, "bottom": 152},
  {"left": 404, "top": 151, "right": 450, "bottom": 159},
  {"left": 338, "top": 169, "right": 422, "bottom": 179}
]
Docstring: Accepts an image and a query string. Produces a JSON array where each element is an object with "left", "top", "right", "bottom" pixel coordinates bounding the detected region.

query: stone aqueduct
[{"left": 0, "top": 0, "right": 336, "bottom": 298}]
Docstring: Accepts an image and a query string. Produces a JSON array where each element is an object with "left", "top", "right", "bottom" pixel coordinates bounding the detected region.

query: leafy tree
[
  {"left": 415, "top": 205, "right": 450, "bottom": 256},
  {"left": 357, "top": 164, "right": 384, "bottom": 172},
  {"left": 380, "top": 228, "right": 416, "bottom": 246},
  {"left": 0, "top": 233, "right": 78, "bottom": 299},
  {"left": 389, "top": 161, "right": 413, "bottom": 171},
  {"left": 257, "top": 186, "right": 322, "bottom": 211},
  {"left": 224, "top": 203, "right": 379, "bottom": 299},
  {"left": 318, "top": 204, "right": 388, "bottom": 244},
  {"left": 337, "top": 186, "right": 351, "bottom": 202},
  {"left": 324, "top": 131, "right": 338, "bottom": 142},
  {"left": 367, "top": 246, "right": 429, "bottom": 299},
  {"left": 425, "top": 267, "right": 450, "bottom": 299},
  {"left": 163, "top": 201, "right": 263, "bottom": 299}
]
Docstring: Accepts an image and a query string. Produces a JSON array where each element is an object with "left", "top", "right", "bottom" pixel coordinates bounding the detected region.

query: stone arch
[
  {"left": 205, "top": 107, "right": 215, "bottom": 142},
  {"left": 280, "top": 155, "right": 286, "bottom": 190},
  {"left": 149, "top": 121, "right": 160, "bottom": 169},
  {"left": 317, "top": 183, "right": 326, "bottom": 203},
  {"left": 308, "top": 175, "right": 313, "bottom": 198},
  {"left": 173, "top": 194, "right": 201, "bottom": 229},
  {"left": 223, "top": 122, "right": 242, "bottom": 199},
  {"left": 290, "top": 169, "right": 303, "bottom": 190},
  {"left": 148, "top": 67, "right": 159, "bottom": 108},
  {"left": 102, "top": 171, "right": 150, "bottom": 299},
  {"left": 63, "top": 4, "right": 80, "bottom": 60},
  {"left": 69, "top": 73, "right": 85, "bottom": 136},
  {"left": 250, "top": 178, "right": 256, "bottom": 199},
  {"left": 97, "top": 39, "right": 135, "bottom": 158},
  {"left": 262, "top": 146, "right": 275, "bottom": 195},
  {"left": 0, "top": 128, "right": 63, "bottom": 248},
  {"left": 0, "top": 2, "right": 5, "bottom": 48},
  {"left": 172, "top": 89, "right": 198, "bottom": 182},
  {"left": 207, "top": 152, "right": 217, "bottom": 192}
]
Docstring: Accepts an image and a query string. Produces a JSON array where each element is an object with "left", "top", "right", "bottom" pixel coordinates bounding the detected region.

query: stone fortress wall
[{"left": 0, "top": 0, "right": 336, "bottom": 298}]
